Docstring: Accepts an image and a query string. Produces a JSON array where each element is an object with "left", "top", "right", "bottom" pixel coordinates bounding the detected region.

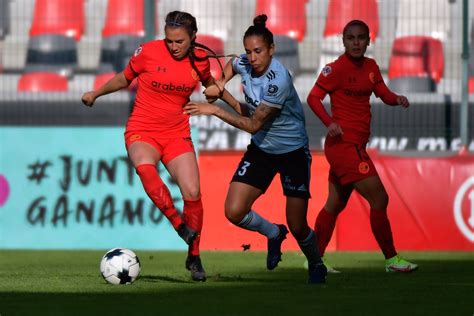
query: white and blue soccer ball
[{"left": 100, "top": 248, "right": 141, "bottom": 285}]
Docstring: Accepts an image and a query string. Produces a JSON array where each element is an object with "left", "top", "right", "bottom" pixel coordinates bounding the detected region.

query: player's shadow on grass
[{"left": 140, "top": 274, "right": 191, "bottom": 283}]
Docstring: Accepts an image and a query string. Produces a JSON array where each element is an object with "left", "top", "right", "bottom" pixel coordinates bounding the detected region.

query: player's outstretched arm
[
  {"left": 81, "top": 72, "right": 129, "bottom": 107},
  {"left": 184, "top": 102, "right": 278, "bottom": 134}
]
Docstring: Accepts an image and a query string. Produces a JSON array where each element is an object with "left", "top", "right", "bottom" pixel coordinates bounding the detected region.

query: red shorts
[
  {"left": 124, "top": 130, "right": 195, "bottom": 165},
  {"left": 324, "top": 136, "right": 378, "bottom": 186}
]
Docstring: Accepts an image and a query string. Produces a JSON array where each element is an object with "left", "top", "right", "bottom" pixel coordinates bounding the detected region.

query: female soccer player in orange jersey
[
  {"left": 81, "top": 11, "right": 217, "bottom": 281},
  {"left": 307, "top": 20, "right": 418, "bottom": 273}
]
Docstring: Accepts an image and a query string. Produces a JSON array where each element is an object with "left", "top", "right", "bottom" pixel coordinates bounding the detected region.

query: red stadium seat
[
  {"left": 388, "top": 36, "right": 444, "bottom": 83},
  {"left": 102, "top": 0, "right": 145, "bottom": 37},
  {"left": 255, "top": 0, "right": 308, "bottom": 42},
  {"left": 324, "top": 0, "right": 379, "bottom": 41},
  {"left": 196, "top": 35, "right": 225, "bottom": 80},
  {"left": 29, "top": 0, "right": 84, "bottom": 41},
  {"left": 469, "top": 77, "right": 474, "bottom": 94},
  {"left": 18, "top": 72, "right": 68, "bottom": 92}
]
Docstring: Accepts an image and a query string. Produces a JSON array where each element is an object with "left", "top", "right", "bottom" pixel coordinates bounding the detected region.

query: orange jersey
[
  {"left": 123, "top": 40, "right": 211, "bottom": 138},
  {"left": 310, "top": 54, "right": 384, "bottom": 144}
]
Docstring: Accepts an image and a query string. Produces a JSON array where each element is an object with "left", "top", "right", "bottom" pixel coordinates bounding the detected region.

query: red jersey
[
  {"left": 123, "top": 40, "right": 211, "bottom": 138},
  {"left": 309, "top": 54, "right": 385, "bottom": 144}
]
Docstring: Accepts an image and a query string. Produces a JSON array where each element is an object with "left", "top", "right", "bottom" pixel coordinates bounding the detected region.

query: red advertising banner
[
  {"left": 199, "top": 151, "right": 474, "bottom": 252},
  {"left": 199, "top": 152, "right": 336, "bottom": 252},
  {"left": 336, "top": 151, "right": 474, "bottom": 251}
]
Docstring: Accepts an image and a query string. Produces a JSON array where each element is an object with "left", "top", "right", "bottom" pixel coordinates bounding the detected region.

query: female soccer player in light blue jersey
[{"left": 184, "top": 15, "right": 326, "bottom": 284}]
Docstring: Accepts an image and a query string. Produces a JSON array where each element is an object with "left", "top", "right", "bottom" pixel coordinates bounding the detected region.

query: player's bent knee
[
  {"left": 288, "top": 224, "right": 308, "bottom": 240},
  {"left": 181, "top": 186, "right": 201, "bottom": 201},
  {"left": 372, "top": 193, "right": 389, "bottom": 210},
  {"left": 224, "top": 206, "right": 246, "bottom": 225}
]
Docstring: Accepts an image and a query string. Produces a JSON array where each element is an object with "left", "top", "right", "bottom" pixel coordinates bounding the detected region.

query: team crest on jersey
[
  {"left": 267, "top": 84, "right": 278, "bottom": 95},
  {"left": 358, "top": 162, "right": 370, "bottom": 174},
  {"left": 129, "top": 134, "right": 141, "bottom": 141},
  {"left": 322, "top": 65, "right": 332, "bottom": 77},
  {"left": 369, "top": 72, "right": 375, "bottom": 83},
  {"left": 134, "top": 46, "right": 142, "bottom": 57}
]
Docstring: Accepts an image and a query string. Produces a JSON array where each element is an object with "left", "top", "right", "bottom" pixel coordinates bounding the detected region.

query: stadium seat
[
  {"left": 196, "top": 34, "right": 225, "bottom": 80},
  {"left": 468, "top": 24, "right": 474, "bottom": 94},
  {"left": 25, "top": 35, "right": 78, "bottom": 78},
  {"left": 388, "top": 77, "right": 436, "bottom": 94},
  {"left": 102, "top": 0, "right": 145, "bottom": 37},
  {"left": 323, "top": 0, "right": 379, "bottom": 41},
  {"left": 99, "top": 0, "right": 145, "bottom": 73},
  {"left": 255, "top": 0, "right": 308, "bottom": 42},
  {"left": 26, "top": 0, "right": 83, "bottom": 77},
  {"left": 388, "top": 35, "right": 444, "bottom": 93},
  {"left": 273, "top": 36, "right": 301, "bottom": 76},
  {"left": 17, "top": 72, "right": 68, "bottom": 92},
  {"left": 0, "top": 0, "right": 10, "bottom": 40},
  {"left": 99, "top": 35, "right": 143, "bottom": 73},
  {"left": 319, "top": 0, "right": 379, "bottom": 75},
  {"left": 29, "top": 0, "right": 85, "bottom": 41},
  {"left": 254, "top": 0, "right": 305, "bottom": 76},
  {"left": 469, "top": 78, "right": 474, "bottom": 94}
]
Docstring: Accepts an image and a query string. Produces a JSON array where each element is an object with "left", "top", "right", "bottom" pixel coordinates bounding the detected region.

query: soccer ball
[{"left": 100, "top": 248, "right": 141, "bottom": 285}]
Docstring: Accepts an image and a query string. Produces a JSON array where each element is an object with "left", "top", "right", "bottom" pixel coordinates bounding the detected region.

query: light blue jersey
[{"left": 232, "top": 54, "right": 308, "bottom": 154}]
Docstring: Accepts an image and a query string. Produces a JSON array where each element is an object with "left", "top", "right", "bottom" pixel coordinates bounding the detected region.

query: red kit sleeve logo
[
  {"left": 322, "top": 65, "right": 332, "bottom": 77},
  {"left": 134, "top": 47, "right": 143, "bottom": 57}
]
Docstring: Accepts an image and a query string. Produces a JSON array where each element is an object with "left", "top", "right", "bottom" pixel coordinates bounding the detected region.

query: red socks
[
  {"left": 136, "top": 164, "right": 183, "bottom": 230},
  {"left": 370, "top": 209, "right": 397, "bottom": 259},
  {"left": 314, "top": 208, "right": 338, "bottom": 256},
  {"left": 183, "top": 198, "right": 204, "bottom": 256},
  {"left": 315, "top": 207, "right": 397, "bottom": 259}
]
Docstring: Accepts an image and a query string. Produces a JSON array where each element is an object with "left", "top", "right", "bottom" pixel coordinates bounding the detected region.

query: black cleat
[
  {"left": 185, "top": 255, "right": 207, "bottom": 282},
  {"left": 266, "top": 224, "right": 289, "bottom": 270},
  {"left": 308, "top": 262, "right": 327, "bottom": 284},
  {"left": 177, "top": 224, "right": 198, "bottom": 245}
]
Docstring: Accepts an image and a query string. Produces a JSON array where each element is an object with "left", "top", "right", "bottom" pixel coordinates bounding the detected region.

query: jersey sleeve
[
  {"left": 200, "top": 60, "right": 212, "bottom": 82},
  {"left": 371, "top": 62, "right": 398, "bottom": 105},
  {"left": 314, "top": 63, "right": 339, "bottom": 95},
  {"left": 371, "top": 62, "right": 385, "bottom": 90},
  {"left": 123, "top": 44, "right": 147, "bottom": 82},
  {"left": 232, "top": 54, "right": 249, "bottom": 76},
  {"left": 194, "top": 48, "right": 212, "bottom": 83},
  {"left": 261, "top": 72, "right": 290, "bottom": 109}
]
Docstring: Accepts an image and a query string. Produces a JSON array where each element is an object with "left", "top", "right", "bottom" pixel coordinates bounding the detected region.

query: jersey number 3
[{"left": 237, "top": 161, "right": 251, "bottom": 176}]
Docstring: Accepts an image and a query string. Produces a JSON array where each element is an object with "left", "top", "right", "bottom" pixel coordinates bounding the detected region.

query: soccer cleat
[
  {"left": 267, "top": 224, "right": 289, "bottom": 270},
  {"left": 304, "top": 257, "right": 341, "bottom": 273},
  {"left": 177, "top": 223, "right": 198, "bottom": 245},
  {"left": 186, "top": 255, "right": 207, "bottom": 281},
  {"left": 385, "top": 255, "right": 418, "bottom": 273},
  {"left": 308, "top": 262, "right": 327, "bottom": 284}
]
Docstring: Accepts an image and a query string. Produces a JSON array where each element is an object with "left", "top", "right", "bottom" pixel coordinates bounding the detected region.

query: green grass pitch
[{"left": 1, "top": 250, "right": 473, "bottom": 315}]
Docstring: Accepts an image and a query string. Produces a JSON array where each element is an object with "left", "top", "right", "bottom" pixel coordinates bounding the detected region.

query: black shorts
[{"left": 231, "top": 142, "right": 312, "bottom": 198}]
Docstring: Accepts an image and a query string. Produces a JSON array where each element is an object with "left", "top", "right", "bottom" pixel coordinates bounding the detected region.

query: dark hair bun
[{"left": 253, "top": 14, "right": 267, "bottom": 27}]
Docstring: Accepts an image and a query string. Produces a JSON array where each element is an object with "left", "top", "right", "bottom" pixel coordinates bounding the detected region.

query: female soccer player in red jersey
[
  {"left": 307, "top": 20, "right": 418, "bottom": 273},
  {"left": 81, "top": 11, "right": 216, "bottom": 281}
]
